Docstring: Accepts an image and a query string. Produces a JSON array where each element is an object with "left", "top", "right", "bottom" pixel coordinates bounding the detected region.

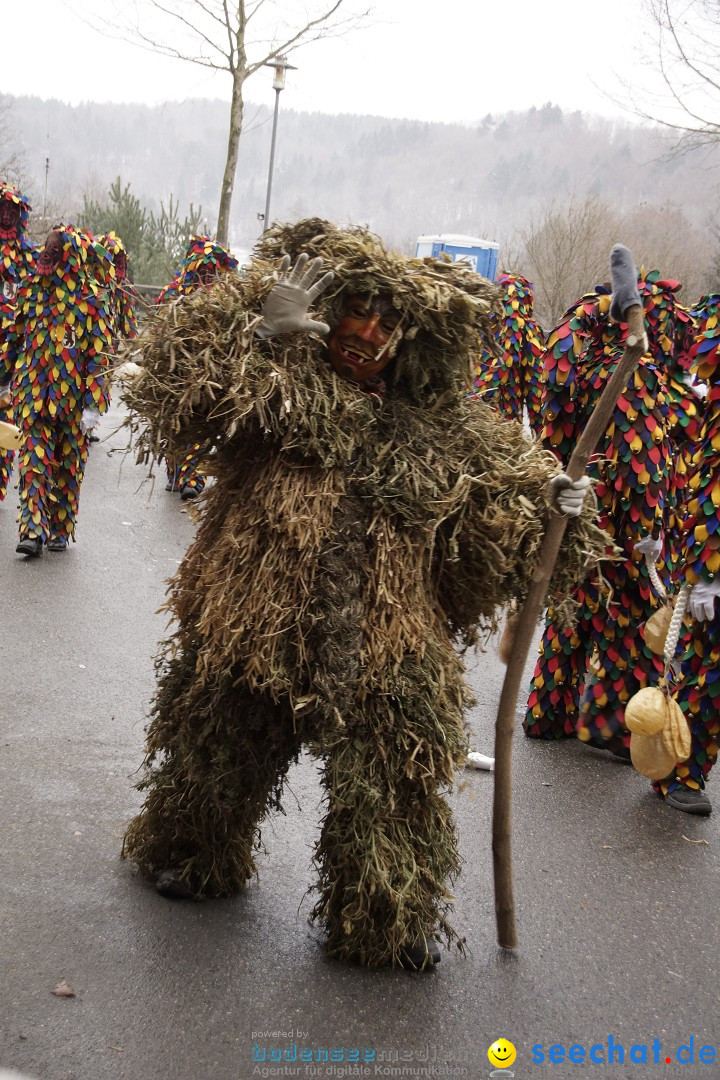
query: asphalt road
[{"left": 1, "top": 404, "right": 718, "bottom": 1080}]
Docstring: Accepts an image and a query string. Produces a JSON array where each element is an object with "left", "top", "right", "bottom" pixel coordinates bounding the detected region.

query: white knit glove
[
  {"left": 255, "top": 253, "right": 334, "bottom": 339},
  {"left": 682, "top": 370, "right": 708, "bottom": 399},
  {"left": 634, "top": 532, "right": 663, "bottom": 563},
  {"left": 549, "top": 473, "right": 591, "bottom": 517},
  {"left": 688, "top": 578, "right": 720, "bottom": 621},
  {"left": 80, "top": 407, "right": 101, "bottom": 434}
]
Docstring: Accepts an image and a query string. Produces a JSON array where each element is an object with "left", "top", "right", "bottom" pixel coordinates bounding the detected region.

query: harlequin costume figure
[
  {"left": 0, "top": 183, "right": 38, "bottom": 502},
  {"left": 654, "top": 293, "right": 720, "bottom": 815},
  {"left": 0, "top": 224, "right": 114, "bottom": 556},
  {"left": 156, "top": 235, "right": 238, "bottom": 500},
  {"left": 524, "top": 273, "right": 677, "bottom": 756},
  {"left": 121, "top": 218, "right": 602, "bottom": 970},
  {"left": 97, "top": 231, "right": 138, "bottom": 343},
  {"left": 470, "top": 273, "right": 545, "bottom": 435}
]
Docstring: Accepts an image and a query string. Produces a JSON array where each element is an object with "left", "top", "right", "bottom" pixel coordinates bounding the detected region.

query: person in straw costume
[{"left": 120, "top": 218, "right": 603, "bottom": 970}]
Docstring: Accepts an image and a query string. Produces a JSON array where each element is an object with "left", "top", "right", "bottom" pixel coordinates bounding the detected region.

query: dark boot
[
  {"left": 47, "top": 535, "right": 68, "bottom": 552},
  {"left": 398, "top": 935, "right": 441, "bottom": 972},
  {"left": 155, "top": 867, "right": 199, "bottom": 900},
  {"left": 664, "top": 787, "right": 712, "bottom": 815},
  {"left": 16, "top": 535, "right": 43, "bottom": 558}
]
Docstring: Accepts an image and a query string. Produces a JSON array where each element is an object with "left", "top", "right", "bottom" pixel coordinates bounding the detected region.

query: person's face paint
[
  {"left": 0, "top": 199, "right": 20, "bottom": 236},
  {"left": 114, "top": 251, "right": 127, "bottom": 281},
  {"left": 37, "top": 230, "right": 64, "bottom": 276},
  {"left": 196, "top": 262, "right": 218, "bottom": 286},
  {"left": 326, "top": 293, "right": 403, "bottom": 383}
]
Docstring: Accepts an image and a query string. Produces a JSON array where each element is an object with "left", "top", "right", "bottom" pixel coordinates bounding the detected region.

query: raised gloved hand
[
  {"left": 549, "top": 473, "right": 591, "bottom": 517},
  {"left": 634, "top": 532, "right": 663, "bottom": 563},
  {"left": 688, "top": 578, "right": 720, "bottom": 621},
  {"left": 80, "top": 407, "right": 100, "bottom": 435},
  {"left": 255, "top": 253, "right": 334, "bottom": 339}
]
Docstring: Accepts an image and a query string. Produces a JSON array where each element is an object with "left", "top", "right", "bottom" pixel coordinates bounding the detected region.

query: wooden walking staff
[{"left": 493, "top": 244, "right": 649, "bottom": 948}]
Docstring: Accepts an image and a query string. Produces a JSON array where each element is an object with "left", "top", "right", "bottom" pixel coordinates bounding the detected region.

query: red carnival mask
[
  {"left": 0, "top": 199, "right": 20, "bottom": 239},
  {"left": 37, "top": 230, "right": 64, "bottom": 277},
  {"left": 327, "top": 293, "right": 403, "bottom": 384}
]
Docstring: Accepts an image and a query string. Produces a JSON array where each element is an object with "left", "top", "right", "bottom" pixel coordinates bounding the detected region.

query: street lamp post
[{"left": 263, "top": 56, "right": 296, "bottom": 231}]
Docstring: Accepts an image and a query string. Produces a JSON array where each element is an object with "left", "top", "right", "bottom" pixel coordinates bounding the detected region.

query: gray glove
[
  {"left": 634, "top": 532, "right": 663, "bottom": 563},
  {"left": 0, "top": 383, "right": 11, "bottom": 408},
  {"left": 256, "top": 253, "right": 334, "bottom": 339},
  {"left": 688, "top": 578, "right": 720, "bottom": 621},
  {"left": 549, "top": 473, "right": 591, "bottom": 517},
  {"left": 609, "top": 244, "right": 642, "bottom": 322}
]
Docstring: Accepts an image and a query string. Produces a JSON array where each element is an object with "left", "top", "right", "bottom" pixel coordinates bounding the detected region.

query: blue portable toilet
[{"left": 416, "top": 233, "right": 500, "bottom": 281}]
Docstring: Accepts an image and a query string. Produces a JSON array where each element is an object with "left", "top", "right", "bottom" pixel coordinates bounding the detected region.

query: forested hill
[{"left": 6, "top": 93, "right": 719, "bottom": 255}]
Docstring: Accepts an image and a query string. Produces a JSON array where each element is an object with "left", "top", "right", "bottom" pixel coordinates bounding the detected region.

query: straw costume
[
  {"left": 121, "top": 219, "right": 607, "bottom": 969},
  {"left": 470, "top": 272, "right": 545, "bottom": 435},
  {"left": 0, "top": 183, "right": 37, "bottom": 501},
  {"left": 0, "top": 224, "right": 114, "bottom": 555},
  {"left": 157, "top": 235, "right": 238, "bottom": 499},
  {"left": 655, "top": 293, "right": 720, "bottom": 815},
  {"left": 525, "top": 276, "right": 676, "bottom": 755}
]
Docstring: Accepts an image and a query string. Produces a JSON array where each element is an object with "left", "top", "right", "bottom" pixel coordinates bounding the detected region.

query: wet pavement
[{"left": 1, "top": 404, "right": 718, "bottom": 1080}]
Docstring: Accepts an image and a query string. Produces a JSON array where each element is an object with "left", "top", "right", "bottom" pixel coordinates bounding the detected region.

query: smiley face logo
[{"left": 488, "top": 1038, "right": 516, "bottom": 1069}]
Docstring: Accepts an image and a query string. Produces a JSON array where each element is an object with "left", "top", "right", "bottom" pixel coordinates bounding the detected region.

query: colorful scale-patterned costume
[
  {"left": 470, "top": 273, "right": 546, "bottom": 434},
  {"left": 98, "top": 231, "right": 138, "bottom": 343},
  {"left": 524, "top": 276, "right": 677, "bottom": 754},
  {"left": 156, "top": 236, "right": 238, "bottom": 497},
  {"left": 0, "top": 225, "right": 114, "bottom": 545},
  {"left": 0, "top": 183, "right": 37, "bottom": 501},
  {"left": 661, "top": 289, "right": 704, "bottom": 580},
  {"left": 656, "top": 293, "right": 720, "bottom": 798}
]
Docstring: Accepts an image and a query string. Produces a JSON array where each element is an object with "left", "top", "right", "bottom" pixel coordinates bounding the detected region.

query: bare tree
[
  {"left": 520, "top": 197, "right": 621, "bottom": 328},
  {"left": 78, "top": 0, "right": 370, "bottom": 245},
  {"left": 631, "top": 0, "right": 720, "bottom": 151},
  {"left": 0, "top": 96, "right": 28, "bottom": 189}
]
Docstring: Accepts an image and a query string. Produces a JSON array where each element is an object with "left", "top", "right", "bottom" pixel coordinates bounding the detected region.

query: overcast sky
[{"left": 3, "top": 0, "right": 652, "bottom": 125}]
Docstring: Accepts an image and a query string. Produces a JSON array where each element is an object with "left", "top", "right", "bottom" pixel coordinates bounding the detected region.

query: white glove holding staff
[{"left": 549, "top": 473, "right": 592, "bottom": 517}]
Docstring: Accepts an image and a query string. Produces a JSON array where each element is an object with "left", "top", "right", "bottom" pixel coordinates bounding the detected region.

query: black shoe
[
  {"left": 664, "top": 787, "right": 712, "bottom": 816},
  {"left": 47, "top": 535, "right": 68, "bottom": 552},
  {"left": 398, "top": 935, "right": 441, "bottom": 972},
  {"left": 89, "top": 433, "right": 100, "bottom": 443},
  {"left": 180, "top": 484, "right": 199, "bottom": 501},
  {"left": 16, "top": 535, "right": 43, "bottom": 557},
  {"left": 165, "top": 480, "right": 179, "bottom": 492},
  {"left": 155, "top": 867, "right": 198, "bottom": 900}
]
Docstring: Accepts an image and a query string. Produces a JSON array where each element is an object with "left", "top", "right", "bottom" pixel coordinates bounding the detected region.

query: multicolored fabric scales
[
  {"left": 657, "top": 293, "right": 720, "bottom": 797},
  {"left": 0, "top": 182, "right": 38, "bottom": 501},
  {"left": 470, "top": 273, "right": 545, "bottom": 434},
  {"left": 1, "top": 224, "right": 114, "bottom": 544},
  {"left": 525, "top": 277, "right": 677, "bottom": 754}
]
